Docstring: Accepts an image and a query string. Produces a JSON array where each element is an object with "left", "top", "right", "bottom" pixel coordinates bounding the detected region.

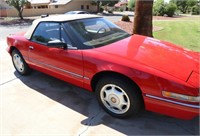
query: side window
[
  {"left": 31, "top": 22, "right": 51, "bottom": 44},
  {"left": 60, "top": 27, "right": 73, "bottom": 48},
  {"left": 31, "top": 22, "right": 72, "bottom": 47}
]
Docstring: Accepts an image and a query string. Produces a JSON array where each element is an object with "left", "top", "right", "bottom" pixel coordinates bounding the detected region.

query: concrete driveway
[{"left": 0, "top": 21, "right": 199, "bottom": 135}]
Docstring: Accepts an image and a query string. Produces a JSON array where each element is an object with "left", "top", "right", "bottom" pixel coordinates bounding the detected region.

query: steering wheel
[{"left": 97, "top": 27, "right": 106, "bottom": 33}]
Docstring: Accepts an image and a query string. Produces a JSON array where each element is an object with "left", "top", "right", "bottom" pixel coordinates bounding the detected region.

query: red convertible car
[{"left": 7, "top": 14, "right": 199, "bottom": 120}]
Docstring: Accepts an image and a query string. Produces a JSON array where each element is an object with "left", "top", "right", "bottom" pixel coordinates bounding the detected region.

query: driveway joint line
[
  {"left": 0, "top": 76, "right": 21, "bottom": 86},
  {"left": 79, "top": 108, "right": 102, "bottom": 136}
]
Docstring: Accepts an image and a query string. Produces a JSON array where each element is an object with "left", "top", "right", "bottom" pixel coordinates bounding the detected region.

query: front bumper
[{"left": 144, "top": 94, "right": 199, "bottom": 120}]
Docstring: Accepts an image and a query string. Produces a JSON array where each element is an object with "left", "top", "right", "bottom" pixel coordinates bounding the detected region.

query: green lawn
[{"left": 153, "top": 19, "right": 200, "bottom": 52}]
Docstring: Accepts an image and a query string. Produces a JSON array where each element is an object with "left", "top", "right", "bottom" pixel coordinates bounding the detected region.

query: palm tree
[{"left": 133, "top": 0, "right": 154, "bottom": 37}]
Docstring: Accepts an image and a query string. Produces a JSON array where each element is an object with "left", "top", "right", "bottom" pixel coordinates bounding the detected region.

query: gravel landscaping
[
  {"left": 0, "top": 18, "right": 34, "bottom": 26},
  {"left": 114, "top": 21, "right": 163, "bottom": 34}
]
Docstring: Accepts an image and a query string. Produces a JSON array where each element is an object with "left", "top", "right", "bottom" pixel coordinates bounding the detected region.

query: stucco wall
[
  {"left": 5, "top": 8, "right": 66, "bottom": 17},
  {"left": 0, "top": 0, "right": 97, "bottom": 17},
  {"left": 50, "top": 1, "right": 97, "bottom": 12},
  {"left": 0, "top": 9, "right": 7, "bottom": 17}
]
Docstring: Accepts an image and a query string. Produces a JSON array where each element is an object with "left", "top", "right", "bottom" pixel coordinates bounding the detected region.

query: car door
[{"left": 28, "top": 22, "right": 84, "bottom": 87}]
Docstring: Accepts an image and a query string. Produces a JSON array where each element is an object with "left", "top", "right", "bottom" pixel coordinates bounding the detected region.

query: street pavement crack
[{"left": 0, "top": 76, "right": 21, "bottom": 86}]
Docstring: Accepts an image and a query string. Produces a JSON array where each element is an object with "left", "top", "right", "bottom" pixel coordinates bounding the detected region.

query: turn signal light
[{"left": 162, "top": 91, "right": 200, "bottom": 102}]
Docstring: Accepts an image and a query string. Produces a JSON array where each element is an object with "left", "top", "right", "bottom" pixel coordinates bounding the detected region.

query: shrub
[
  {"left": 120, "top": 7, "right": 124, "bottom": 12},
  {"left": 153, "top": 0, "right": 177, "bottom": 17},
  {"left": 108, "top": 10, "right": 113, "bottom": 14},
  {"left": 191, "top": 5, "right": 200, "bottom": 15},
  {"left": 153, "top": 0, "right": 166, "bottom": 16},
  {"left": 121, "top": 15, "right": 130, "bottom": 22},
  {"left": 165, "top": 3, "right": 177, "bottom": 17},
  {"left": 155, "top": 5, "right": 166, "bottom": 16},
  {"left": 128, "top": 0, "right": 135, "bottom": 11},
  {"left": 99, "top": 7, "right": 104, "bottom": 13}
]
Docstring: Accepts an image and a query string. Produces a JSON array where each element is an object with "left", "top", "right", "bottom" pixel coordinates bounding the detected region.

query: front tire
[
  {"left": 96, "top": 76, "right": 143, "bottom": 118},
  {"left": 12, "top": 49, "right": 31, "bottom": 75}
]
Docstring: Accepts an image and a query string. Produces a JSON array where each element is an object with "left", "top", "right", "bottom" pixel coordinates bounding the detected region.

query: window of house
[
  {"left": 81, "top": 5, "right": 84, "bottom": 9},
  {"left": 87, "top": 5, "right": 89, "bottom": 10},
  {"left": 55, "top": 5, "right": 58, "bottom": 8}
]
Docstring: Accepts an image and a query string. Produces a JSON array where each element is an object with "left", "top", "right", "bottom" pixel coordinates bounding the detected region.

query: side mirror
[{"left": 47, "top": 40, "right": 67, "bottom": 49}]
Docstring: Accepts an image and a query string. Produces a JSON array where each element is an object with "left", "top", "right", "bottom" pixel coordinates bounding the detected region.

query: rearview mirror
[{"left": 47, "top": 40, "right": 67, "bottom": 49}]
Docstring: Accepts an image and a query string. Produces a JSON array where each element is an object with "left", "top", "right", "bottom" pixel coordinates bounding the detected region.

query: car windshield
[{"left": 64, "top": 18, "right": 130, "bottom": 48}]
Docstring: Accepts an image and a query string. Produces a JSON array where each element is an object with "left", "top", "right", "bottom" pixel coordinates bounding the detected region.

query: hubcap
[
  {"left": 13, "top": 54, "right": 24, "bottom": 72},
  {"left": 100, "top": 84, "right": 130, "bottom": 114},
  {"left": 111, "top": 97, "right": 117, "bottom": 103}
]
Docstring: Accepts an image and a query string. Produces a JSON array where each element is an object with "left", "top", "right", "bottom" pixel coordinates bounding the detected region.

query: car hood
[{"left": 93, "top": 35, "right": 199, "bottom": 82}]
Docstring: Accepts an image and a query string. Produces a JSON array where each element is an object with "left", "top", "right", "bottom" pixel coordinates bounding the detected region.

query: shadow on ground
[{"left": 15, "top": 70, "right": 199, "bottom": 135}]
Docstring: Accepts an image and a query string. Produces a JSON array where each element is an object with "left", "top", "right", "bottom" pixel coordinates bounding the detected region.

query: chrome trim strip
[
  {"left": 84, "top": 77, "right": 90, "bottom": 80},
  {"left": 29, "top": 58, "right": 90, "bottom": 80},
  {"left": 145, "top": 94, "right": 200, "bottom": 109},
  {"left": 85, "top": 77, "right": 90, "bottom": 80},
  {"left": 23, "top": 56, "right": 28, "bottom": 60}
]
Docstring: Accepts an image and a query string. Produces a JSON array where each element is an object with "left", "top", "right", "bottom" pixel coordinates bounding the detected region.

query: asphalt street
[{"left": 0, "top": 14, "right": 199, "bottom": 135}]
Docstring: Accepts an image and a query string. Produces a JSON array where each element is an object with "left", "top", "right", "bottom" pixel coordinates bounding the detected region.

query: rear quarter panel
[{"left": 7, "top": 34, "right": 29, "bottom": 59}]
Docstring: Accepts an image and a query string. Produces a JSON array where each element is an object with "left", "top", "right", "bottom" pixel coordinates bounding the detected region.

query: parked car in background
[
  {"left": 65, "top": 11, "right": 90, "bottom": 14},
  {"left": 7, "top": 14, "right": 199, "bottom": 120}
]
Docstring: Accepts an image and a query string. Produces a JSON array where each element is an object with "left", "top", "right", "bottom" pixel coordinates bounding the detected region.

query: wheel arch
[
  {"left": 91, "top": 71, "right": 143, "bottom": 95},
  {"left": 8, "top": 46, "right": 18, "bottom": 54},
  {"left": 91, "top": 71, "right": 145, "bottom": 114}
]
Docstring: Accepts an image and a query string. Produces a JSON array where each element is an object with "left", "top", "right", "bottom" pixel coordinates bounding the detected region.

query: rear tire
[
  {"left": 12, "top": 49, "right": 31, "bottom": 75},
  {"left": 96, "top": 76, "right": 143, "bottom": 118}
]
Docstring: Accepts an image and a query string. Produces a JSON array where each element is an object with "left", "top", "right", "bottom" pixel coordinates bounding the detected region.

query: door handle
[{"left": 29, "top": 46, "right": 34, "bottom": 50}]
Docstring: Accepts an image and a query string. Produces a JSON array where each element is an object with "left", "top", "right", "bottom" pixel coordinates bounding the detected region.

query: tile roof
[{"left": 49, "top": 0, "right": 71, "bottom": 6}]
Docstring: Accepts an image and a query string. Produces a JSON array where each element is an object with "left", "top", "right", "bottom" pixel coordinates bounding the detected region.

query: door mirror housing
[{"left": 47, "top": 40, "right": 67, "bottom": 49}]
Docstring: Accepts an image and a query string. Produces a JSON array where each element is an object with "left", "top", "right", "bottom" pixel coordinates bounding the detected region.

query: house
[
  {"left": 0, "top": 0, "right": 13, "bottom": 9},
  {"left": 51, "top": 0, "right": 95, "bottom": 11},
  {"left": 29, "top": 0, "right": 51, "bottom": 9},
  {"left": 114, "top": 0, "right": 128, "bottom": 11},
  {"left": 49, "top": 0, "right": 72, "bottom": 8},
  {"left": 1, "top": 0, "right": 97, "bottom": 17},
  {"left": 0, "top": 0, "right": 13, "bottom": 17},
  {"left": 28, "top": 0, "right": 96, "bottom": 12}
]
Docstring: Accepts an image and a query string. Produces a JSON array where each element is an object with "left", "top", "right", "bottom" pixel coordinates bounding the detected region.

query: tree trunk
[
  {"left": 97, "top": 1, "right": 100, "bottom": 13},
  {"left": 19, "top": 11, "right": 23, "bottom": 19},
  {"left": 17, "top": 8, "right": 23, "bottom": 19},
  {"left": 133, "top": 0, "right": 153, "bottom": 37},
  {"left": 183, "top": 5, "right": 188, "bottom": 13}
]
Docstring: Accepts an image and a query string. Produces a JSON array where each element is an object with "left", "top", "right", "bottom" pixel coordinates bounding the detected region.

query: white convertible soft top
[{"left": 24, "top": 14, "right": 101, "bottom": 39}]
